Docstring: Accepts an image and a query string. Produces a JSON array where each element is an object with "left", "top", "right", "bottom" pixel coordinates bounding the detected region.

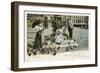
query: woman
[{"left": 32, "top": 20, "right": 45, "bottom": 52}]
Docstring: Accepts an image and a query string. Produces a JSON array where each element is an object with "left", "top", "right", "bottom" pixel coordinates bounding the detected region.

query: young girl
[{"left": 55, "top": 31, "right": 65, "bottom": 44}]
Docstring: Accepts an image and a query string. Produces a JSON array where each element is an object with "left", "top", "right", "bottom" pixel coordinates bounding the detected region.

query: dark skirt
[
  {"left": 33, "top": 31, "right": 42, "bottom": 50},
  {"left": 68, "top": 25, "right": 73, "bottom": 39}
]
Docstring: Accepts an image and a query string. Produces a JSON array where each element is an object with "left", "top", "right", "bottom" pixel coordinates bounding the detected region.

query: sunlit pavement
[{"left": 73, "top": 27, "right": 88, "bottom": 50}]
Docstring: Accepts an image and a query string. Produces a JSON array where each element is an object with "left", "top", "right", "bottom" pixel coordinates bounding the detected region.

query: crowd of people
[{"left": 27, "top": 17, "right": 78, "bottom": 56}]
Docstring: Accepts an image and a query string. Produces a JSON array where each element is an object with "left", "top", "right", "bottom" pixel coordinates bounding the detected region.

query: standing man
[{"left": 67, "top": 18, "right": 74, "bottom": 39}]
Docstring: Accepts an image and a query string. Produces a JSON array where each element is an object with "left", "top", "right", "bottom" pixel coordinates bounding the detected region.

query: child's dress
[{"left": 55, "top": 33, "right": 64, "bottom": 44}]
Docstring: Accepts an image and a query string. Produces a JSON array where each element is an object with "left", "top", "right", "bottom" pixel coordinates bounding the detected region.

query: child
[{"left": 55, "top": 31, "right": 64, "bottom": 44}]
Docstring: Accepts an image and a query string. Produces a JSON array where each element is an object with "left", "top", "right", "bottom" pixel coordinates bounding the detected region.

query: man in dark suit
[{"left": 67, "top": 18, "right": 74, "bottom": 39}]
